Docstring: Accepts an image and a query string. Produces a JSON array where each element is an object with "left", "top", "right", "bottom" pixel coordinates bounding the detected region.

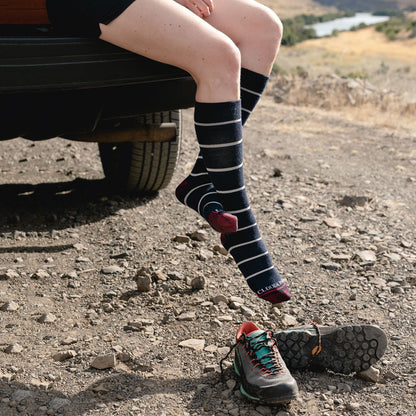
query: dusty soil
[{"left": 0, "top": 76, "right": 415, "bottom": 416}]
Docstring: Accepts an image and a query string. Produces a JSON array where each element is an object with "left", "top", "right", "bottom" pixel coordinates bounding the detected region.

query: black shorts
[{"left": 46, "top": 0, "right": 136, "bottom": 37}]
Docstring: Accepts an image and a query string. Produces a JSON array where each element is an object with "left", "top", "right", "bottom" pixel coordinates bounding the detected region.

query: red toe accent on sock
[
  {"left": 175, "top": 180, "right": 189, "bottom": 201},
  {"left": 208, "top": 211, "right": 238, "bottom": 234},
  {"left": 260, "top": 284, "right": 291, "bottom": 304}
]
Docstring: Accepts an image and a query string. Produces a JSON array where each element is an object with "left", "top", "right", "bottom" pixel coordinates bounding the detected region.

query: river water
[{"left": 307, "top": 13, "right": 390, "bottom": 37}]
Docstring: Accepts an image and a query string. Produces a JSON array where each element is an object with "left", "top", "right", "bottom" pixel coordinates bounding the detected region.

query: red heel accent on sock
[{"left": 208, "top": 211, "right": 238, "bottom": 234}]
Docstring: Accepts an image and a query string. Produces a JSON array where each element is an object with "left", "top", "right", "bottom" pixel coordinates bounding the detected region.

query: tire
[{"left": 99, "top": 110, "right": 181, "bottom": 194}]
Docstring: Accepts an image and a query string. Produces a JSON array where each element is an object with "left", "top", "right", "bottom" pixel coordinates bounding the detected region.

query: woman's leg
[
  {"left": 176, "top": 0, "right": 282, "bottom": 219},
  {"left": 99, "top": 0, "right": 240, "bottom": 103},
  {"left": 100, "top": 0, "right": 290, "bottom": 304},
  {"left": 178, "top": 0, "right": 290, "bottom": 303}
]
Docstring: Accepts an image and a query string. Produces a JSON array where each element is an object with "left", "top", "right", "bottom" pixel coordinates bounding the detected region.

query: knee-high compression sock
[
  {"left": 195, "top": 100, "right": 291, "bottom": 304},
  {"left": 175, "top": 69, "right": 269, "bottom": 233}
]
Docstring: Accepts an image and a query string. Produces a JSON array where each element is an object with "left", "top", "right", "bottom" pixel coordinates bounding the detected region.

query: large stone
[
  {"left": 0, "top": 269, "right": 19, "bottom": 280},
  {"left": 91, "top": 354, "right": 117, "bottom": 370},
  {"left": 357, "top": 366, "right": 380, "bottom": 383},
  {"left": 11, "top": 390, "right": 33, "bottom": 403},
  {"left": 178, "top": 339, "right": 205, "bottom": 351},
  {"left": 49, "top": 398, "right": 71, "bottom": 411},
  {"left": 355, "top": 250, "right": 377, "bottom": 264},
  {"left": 52, "top": 350, "right": 77, "bottom": 362},
  {"left": 101, "top": 265, "right": 124, "bottom": 274},
  {"left": 38, "top": 313, "right": 57, "bottom": 324},
  {"left": 1, "top": 301, "right": 20, "bottom": 312}
]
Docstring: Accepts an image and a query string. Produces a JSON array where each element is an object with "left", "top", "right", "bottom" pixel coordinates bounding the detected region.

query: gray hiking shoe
[
  {"left": 232, "top": 321, "right": 299, "bottom": 404},
  {"left": 274, "top": 324, "right": 387, "bottom": 374}
]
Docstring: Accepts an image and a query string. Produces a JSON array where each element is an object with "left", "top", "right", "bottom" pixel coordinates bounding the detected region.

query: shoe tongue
[{"left": 247, "top": 330, "right": 276, "bottom": 370}]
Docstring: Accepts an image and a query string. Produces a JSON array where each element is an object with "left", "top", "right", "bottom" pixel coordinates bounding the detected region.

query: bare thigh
[
  {"left": 98, "top": 0, "right": 241, "bottom": 102},
  {"left": 204, "top": 0, "right": 282, "bottom": 74}
]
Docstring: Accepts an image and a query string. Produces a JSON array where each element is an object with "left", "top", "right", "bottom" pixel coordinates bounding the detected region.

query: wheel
[{"left": 99, "top": 110, "right": 181, "bottom": 194}]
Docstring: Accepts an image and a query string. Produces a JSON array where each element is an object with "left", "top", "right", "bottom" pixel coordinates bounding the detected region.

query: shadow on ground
[{"left": 0, "top": 178, "right": 158, "bottom": 233}]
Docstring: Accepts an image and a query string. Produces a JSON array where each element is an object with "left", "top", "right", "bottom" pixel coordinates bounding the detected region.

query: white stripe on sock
[
  {"left": 207, "top": 163, "right": 243, "bottom": 173},
  {"left": 246, "top": 266, "right": 275, "bottom": 281},
  {"left": 229, "top": 206, "right": 251, "bottom": 215},
  {"left": 237, "top": 222, "right": 257, "bottom": 232},
  {"left": 202, "top": 201, "right": 220, "bottom": 212},
  {"left": 217, "top": 186, "right": 245, "bottom": 194},
  {"left": 184, "top": 182, "right": 210, "bottom": 205},
  {"left": 195, "top": 118, "right": 241, "bottom": 127},
  {"left": 237, "top": 251, "right": 269, "bottom": 266},
  {"left": 242, "top": 108, "right": 252, "bottom": 114},
  {"left": 199, "top": 139, "right": 242, "bottom": 149},
  {"left": 241, "top": 86, "right": 262, "bottom": 97},
  {"left": 190, "top": 172, "right": 209, "bottom": 177},
  {"left": 198, "top": 191, "right": 218, "bottom": 213},
  {"left": 228, "top": 237, "right": 262, "bottom": 253}
]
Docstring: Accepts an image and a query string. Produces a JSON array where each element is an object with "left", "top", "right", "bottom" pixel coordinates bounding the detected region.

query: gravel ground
[{"left": 0, "top": 86, "right": 415, "bottom": 416}]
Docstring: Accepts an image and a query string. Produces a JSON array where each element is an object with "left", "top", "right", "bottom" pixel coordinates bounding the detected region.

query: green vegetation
[
  {"left": 281, "top": 11, "right": 354, "bottom": 46},
  {"left": 373, "top": 10, "right": 404, "bottom": 17},
  {"left": 375, "top": 16, "right": 416, "bottom": 39}
]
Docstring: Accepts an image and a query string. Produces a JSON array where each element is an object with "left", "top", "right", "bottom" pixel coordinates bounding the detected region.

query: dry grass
[
  {"left": 260, "top": 0, "right": 335, "bottom": 18},
  {"left": 295, "top": 27, "right": 416, "bottom": 64}
]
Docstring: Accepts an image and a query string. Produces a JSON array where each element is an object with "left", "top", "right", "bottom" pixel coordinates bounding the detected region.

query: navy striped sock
[
  {"left": 175, "top": 69, "right": 268, "bottom": 233},
  {"left": 194, "top": 100, "right": 291, "bottom": 304}
]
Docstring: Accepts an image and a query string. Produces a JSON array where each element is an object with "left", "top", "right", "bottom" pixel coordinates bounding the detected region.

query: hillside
[{"left": 268, "top": 0, "right": 415, "bottom": 16}]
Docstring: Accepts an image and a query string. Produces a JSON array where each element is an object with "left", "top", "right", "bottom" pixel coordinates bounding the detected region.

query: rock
[
  {"left": 102, "top": 265, "right": 124, "bottom": 274},
  {"left": 345, "top": 402, "right": 361, "bottom": 411},
  {"left": 321, "top": 262, "right": 342, "bottom": 271},
  {"left": 173, "top": 235, "right": 191, "bottom": 243},
  {"left": 31, "top": 269, "right": 50, "bottom": 279},
  {"left": 134, "top": 268, "right": 152, "bottom": 292},
  {"left": 190, "top": 230, "right": 209, "bottom": 241},
  {"left": 38, "top": 313, "right": 57, "bottom": 324},
  {"left": 49, "top": 398, "right": 71, "bottom": 411},
  {"left": 52, "top": 350, "right": 77, "bottom": 362},
  {"left": 72, "top": 243, "right": 85, "bottom": 251},
  {"left": 178, "top": 339, "right": 205, "bottom": 351},
  {"left": 330, "top": 254, "right": 351, "bottom": 262},
  {"left": 177, "top": 311, "right": 196, "bottom": 321},
  {"left": 1, "top": 301, "right": 19, "bottom": 312},
  {"left": 91, "top": 354, "right": 117, "bottom": 370},
  {"left": 61, "top": 271, "right": 78, "bottom": 279},
  {"left": 11, "top": 390, "right": 32, "bottom": 403},
  {"left": 323, "top": 218, "right": 342, "bottom": 228},
  {"left": 338, "top": 196, "right": 370, "bottom": 208},
  {"left": 212, "top": 294, "right": 228, "bottom": 305},
  {"left": 0, "top": 371, "right": 15, "bottom": 382},
  {"left": 355, "top": 250, "right": 377, "bottom": 264},
  {"left": 151, "top": 270, "right": 168, "bottom": 282},
  {"left": 198, "top": 248, "right": 214, "bottom": 261},
  {"left": 30, "top": 377, "right": 52, "bottom": 390},
  {"left": 5, "top": 343, "right": 24, "bottom": 354},
  {"left": 213, "top": 245, "right": 228, "bottom": 255},
  {"left": 280, "top": 314, "right": 298, "bottom": 327},
  {"left": 0, "top": 269, "right": 19, "bottom": 280},
  {"left": 226, "top": 379, "right": 237, "bottom": 390},
  {"left": 240, "top": 305, "right": 256, "bottom": 318},
  {"left": 102, "top": 303, "right": 114, "bottom": 313},
  {"left": 190, "top": 275, "right": 206, "bottom": 290},
  {"left": 357, "top": 366, "right": 380, "bottom": 383},
  {"left": 386, "top": 253, "right": 401, "bottom": 262}
]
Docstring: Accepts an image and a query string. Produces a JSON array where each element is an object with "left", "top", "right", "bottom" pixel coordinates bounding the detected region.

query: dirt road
[{"left": 0, "top": 85, "right": 415, "bottom": 415}]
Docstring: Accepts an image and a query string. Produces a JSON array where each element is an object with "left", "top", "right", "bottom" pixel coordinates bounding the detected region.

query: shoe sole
[
  {"left": 274, "top": 325, "right": 387, "bottom": 374},
  {"left": 233, "top": 360, "right": 298, "bottom": 405}
]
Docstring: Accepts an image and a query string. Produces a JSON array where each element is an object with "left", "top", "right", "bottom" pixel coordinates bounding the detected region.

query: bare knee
[
  {"left": 255, "top": 8, "right": 283, "bottom": 61},
  {"left": 190, "top": 36, "right": 241, "bottom": 101}
]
